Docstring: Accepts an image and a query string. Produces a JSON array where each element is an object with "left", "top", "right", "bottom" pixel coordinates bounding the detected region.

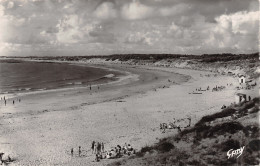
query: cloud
[
  {"left": 159, "top": 3, "right": 190, "bottom": 17},
  {"left": 56, "top": 14, "right": 85, "bottom": 44},
  {"left": 199, "top": 10, "right": 258, "bottom": 52},
  {"left": 163, "top": 9, "right": 259, "bottom": 53},
  {"left": 88, "top": 23, "right": 117, "bottom": 43},
  {"left": 93, "top": 2, "right": 117, "bottom": 20},
  {"left": 0, "top": 0, "right": 258, "bottom": 56},
  {"left": 125, "top": 32, "right": 146, "bottom": 44},
  {"left": 121, "top": 0, "right": 153, "bottom": 20},
  {"left": 216, "top": 11, "right": 258, "bottom": 35},
  {"left": 124, "top": 28, "right": 161, "bottom": 46},
  {"left": 7, "top": 1, "right": 14, "bottom": 9}
]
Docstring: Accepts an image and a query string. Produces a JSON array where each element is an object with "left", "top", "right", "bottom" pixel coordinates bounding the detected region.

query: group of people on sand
[
  {"left": 237, "top": 82, "right": 257, "bottom": 90},
  {"left": 195, "top": 87, "right": 208, "bottom": 91},
  {"left": 193, "top": 80, "right": 235, "bottom": 93},
  {"left": 0, "top": 152, "right": 13, "bottom": 165},
  {"left": 69, "top": 141, "right": 135, "bottom": 162},
  {"left": 160, "top": 117, "right": 191, "bottom": 133},
  {"left": 93, "top": 142, "right": 135, "bottom": 162},
  {"left": 1, "top": 96, "right": 21, "bottom": 106},
  {"left": 212, "top": 85, "right": 226, "bottom": 92},
  {"left": 200, "top": 74, "right": 218, "bottom": 77},
  {"left": 70, "top": 146, "right": 83, "bottom": 157},
  {"left": 91, "top": 141, "right": 104, "bottom": 155}
]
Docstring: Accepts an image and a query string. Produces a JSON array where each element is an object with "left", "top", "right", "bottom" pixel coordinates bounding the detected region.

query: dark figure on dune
[
  {"left": 13, "top": 100, "right": 15, "bottom": 105},
  {"left": 4, "top": 100, "right": 6, "bottom": 106}
]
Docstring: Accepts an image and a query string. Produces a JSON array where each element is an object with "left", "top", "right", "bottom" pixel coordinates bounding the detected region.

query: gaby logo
[{"left": 227, "top": 146, "right": 245, "bottom": 159}]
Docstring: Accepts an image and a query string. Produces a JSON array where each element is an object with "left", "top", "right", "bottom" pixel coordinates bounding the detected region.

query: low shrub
[
  {"left": 248, "top": 139, "right": 260, "bottom": 151},
  {"left": 221, "top": 139, "right": 240, "bottom": 151},
  {"left": 155, "top": 142, "right": 174, "bottom": 153},
  {"left": 205, "top": 122, "right": 244, "bottom": 138},
  {"left": 195, "top": 108, "right": 237, "bottom": 126}
]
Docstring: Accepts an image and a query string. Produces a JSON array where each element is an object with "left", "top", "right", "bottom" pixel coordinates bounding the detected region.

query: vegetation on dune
[
  {"left": 4, "top": 52, "right": 259, "bottom": 79},
  {"left": 108, "top": 98, "right": 260, "bottom": 166},
  {"left": 137, "top": 142, "right": 174, "bottom": 157},
  {"left": 195, "top": 98, "right": 259, "bottom": 127},
  {"left": 195, "top": 108, "right": 237, "bottom": 126},
  {"left": 7, "top": 52, "right": 258, "bottom": 79},
  {"left": 199, "top": 53, "right": 259, "bottom": 62},
  {"left": 6, "top": 52, "right": 258, "bottom": 62}
]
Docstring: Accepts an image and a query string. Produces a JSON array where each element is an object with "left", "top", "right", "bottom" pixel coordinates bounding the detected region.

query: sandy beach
[{"left": 0, "top": 62, "right": 258, "bottom": 166}]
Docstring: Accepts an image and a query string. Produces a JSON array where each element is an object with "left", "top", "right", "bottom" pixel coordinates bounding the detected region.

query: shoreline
[
  {"left": 0, "top": 60, "right": 133, "bottom": 100},
  {"left": 0, "top": 62, "right": 190, "bottom": 118}
]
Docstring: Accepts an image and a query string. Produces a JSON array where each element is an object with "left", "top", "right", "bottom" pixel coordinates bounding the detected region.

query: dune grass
[{"left": 107, "top": 98, "right": 259, "bottom": 166}]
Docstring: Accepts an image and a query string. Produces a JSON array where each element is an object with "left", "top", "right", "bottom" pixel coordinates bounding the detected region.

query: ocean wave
[
  {"left": 38, "top": 88, "right": 47, "bottom": 91},
  {"left": 74, "top": 82, "right": 82, "bottom": 85},
  {"left": 103, "top": 74, "right": 115, "bottom": 78},
  {"left": 67, "top": 82, "right": 82, "bottom": 85}
]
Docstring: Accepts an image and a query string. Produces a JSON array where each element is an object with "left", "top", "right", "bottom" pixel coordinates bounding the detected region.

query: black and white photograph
[{"left": 0, "top": 0, "right": 259, "bottom": 165}]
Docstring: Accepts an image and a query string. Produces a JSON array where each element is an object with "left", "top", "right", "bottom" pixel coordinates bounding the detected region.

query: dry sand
[{"left": 0, "top": 63, "right": 258, "bottom": 166}]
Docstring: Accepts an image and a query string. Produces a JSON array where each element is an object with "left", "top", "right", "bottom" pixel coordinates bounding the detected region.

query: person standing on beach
[
  {"left": 91, "top": 141, "right": 95, "bottom": 154},
  {"left": 71, "top": 148, "right": 74, "bottom": 156},
  {"left": 78, "top": 146, "right": 81, "bottom": 157},
  {"left": 0, "top": 152, "right": 4, "bottom": 164},
  {"left": 94, "top": 142, "right": 98, "bottom": 154},
  {"left": 97, "top": 142, "right": 101, "bottom": 154},
  {"left": 13, "top": 100, "right": 15, "bottom": 105},
  {"left": 4, "top": 100, "right": 6, "bottom": 106},
  {"left": 177, "top": 125, "right": 181, "bottom": 132},
  {"left": 101, "top": 142, "right": 104, "bottom": 153}
]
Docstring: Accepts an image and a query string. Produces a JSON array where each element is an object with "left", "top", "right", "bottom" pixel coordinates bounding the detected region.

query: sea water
[{"left": 0, "top": 60, "right": 121, "bottom": 96}]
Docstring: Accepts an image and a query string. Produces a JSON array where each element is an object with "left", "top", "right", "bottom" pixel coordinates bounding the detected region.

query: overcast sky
[{"left": 0, "top": 0, "right": 259, "bottom": 56}]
